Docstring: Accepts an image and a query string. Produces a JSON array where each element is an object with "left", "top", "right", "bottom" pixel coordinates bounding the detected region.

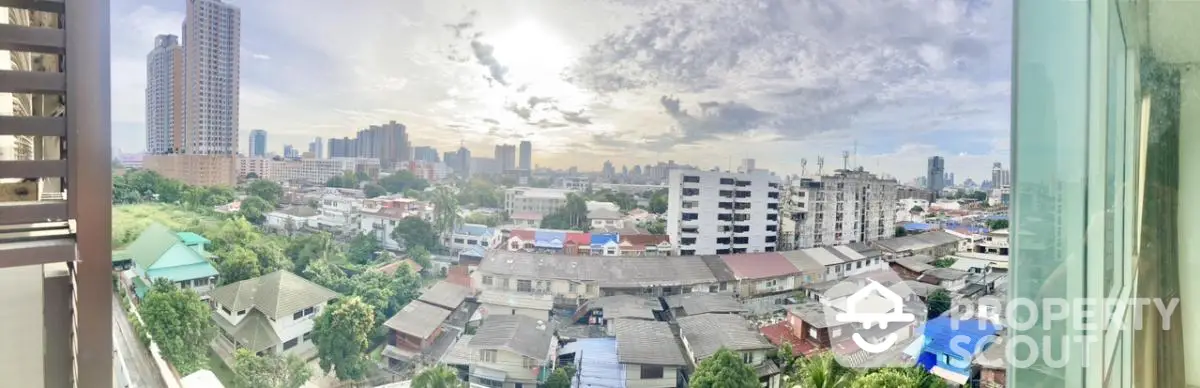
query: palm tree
[
  {"left": 431, "top": 187, "right": 462, "bottom": 241},
  {"left": 412, "top": 364, "right": 465, "bottom": 388},
  {"left": 792, "top": 352, "right": 856, "bottom": 388}
]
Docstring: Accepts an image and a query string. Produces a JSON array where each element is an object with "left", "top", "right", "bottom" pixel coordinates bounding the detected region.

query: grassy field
[
  {"left": 206, "top": 349, "right": 236, "bottom": 386},
  {"left": 113, "top": 203, "right": 226, "bottom": 248}
]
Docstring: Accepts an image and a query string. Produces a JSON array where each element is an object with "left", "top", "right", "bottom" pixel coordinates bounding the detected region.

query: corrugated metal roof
[
  {"left": 678, "top": 314, "right": 774, "bottom": 360},
  {"left": 803, "top": 247, "right": 845, "bottom": 266},
  {"left": 478, "top": 290, "right": 553, "bottom": 311},
  {"left": 478, "top": 251, "right": 718, "bottom": 288},
  {"left": 664, "top": 293, "right": 747, "bottom": 316},
  {"left": 561, "top": 338, "right": 626, "bottom": 387},
  {"left": 469, "top": 315, "right": 555, "bottom": 360},
  {"left": 418, "top": 281, "right": 472, "bottom": 310},
  {"left": 383, "top": 300, "right": 452, "bottom": 339}
]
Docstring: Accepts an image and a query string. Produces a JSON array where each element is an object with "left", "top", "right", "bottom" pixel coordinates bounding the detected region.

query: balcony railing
[{"left": 0, "top": 0, "right": 113, "bottom": 386}]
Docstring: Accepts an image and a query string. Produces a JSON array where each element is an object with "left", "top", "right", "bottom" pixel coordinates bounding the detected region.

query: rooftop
[
  {"left": 477, "top": 290, "right": 554, "bottom": 311},
  {"left": 677, "top": 314, "right": 774, "bottom": 360},
  {"left": 873, "top": 231, "right": 962, "bottom": 253},
  {"left": 469, "top": 315, "right": 555, "bottom": 361},
  {"left": 559, "top": 338, "right": 626, "bottom": 387},
  {"left": 664, "top": 293, "right": 747, "bottom": 316},
  {"left": 417, "top": 281, "right": 473, "bottom": 310},
  {"left": 383, "top": 300, "right": 453, "bottom": 339},
  {"left": 454, "top": 224, "right": 495, "bottom": 237},
  {"left": 720, "top": 252, "right": 803, "bottom": 279},
  {"left": 478, "top": 250, "right": 718, "bottom": 288},
  {"left": 613, "top": 319, "right": 689, "bottom": 366},
  {"left": 208, "top": 270, "right": 340, "bottom": 319}
]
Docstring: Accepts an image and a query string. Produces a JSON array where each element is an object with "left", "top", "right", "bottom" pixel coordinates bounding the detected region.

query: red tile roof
[
  {"left": 760, "top": 322, "right": 819, "bottom": 356},
  {"left": 509, "top": 229, "right": 535, "bottom": 240},
  {"left": 565, "top": 232, "right": 591, "bottom": 246},
  {"left": 719, "top": 252, "right": 801, "bottom": 280},
  {"left": 620, "top": 234, "right": 670, "bottom": 247}
]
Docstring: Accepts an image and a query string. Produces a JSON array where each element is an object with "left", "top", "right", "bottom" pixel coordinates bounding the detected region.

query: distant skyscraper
[
  {"left": 414, "top": 146, "right": 439, "bottom": 162},
  {"left": 308, "top": 137, "right": 323, "bottom": 159},
  {"left": 518, "top": 141, "right": 532, "bottom": 170},
  {"left": 145, "top": 34, "right": 184, "bottom": 155},
  {"left": 328, "top": 137, "right": 354, "bottom": 158},
  {"left": 739, "top": 158, "right": 756, "bottom": 173},
  {"left": 248, "top": 129, "right": 266, "bottom": 157},
  {"left": 602, "top": 160, "right": 615, "bottom": 177},
  {"left": 184, "top": 0, "right": 241, "bottom": 155},
  {"left": 927, "top": 156, "right": 946, "bottom": 194},
  {"left": 494, "top": 144, "right": 517, "bottom": 172},
  {"left": 283, "top": 145, "right": 295, "bottom": 158},
  {"left": 991, "top": 162, "right": 1011, "bottom": 188}
]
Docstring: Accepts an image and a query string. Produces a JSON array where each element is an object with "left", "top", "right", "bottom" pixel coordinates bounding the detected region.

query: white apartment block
[
  {"left": 666, "top": 170, "right": 782, "bottom": 255},
  {"left": 504, "top": 187, "right": 574, "bottom": 216},
  {"left": 237, "top": 156, "right": 273, "bottom": 178},
  {"left": 184, "top": 0, "right": 241, "bottom": 155},
  {"left": 781, "top": 168, "right": 897, "bottom": 250},
  {"left": 250, "top": 158, "right": 379, "bottom": 185},
  {"left": 145, "top": 34, "right": 183, "bottom": 155}
]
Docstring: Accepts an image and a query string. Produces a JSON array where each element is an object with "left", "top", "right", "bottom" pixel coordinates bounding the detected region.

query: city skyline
[{"left": 111, "top": 0, "right": 1011, "bottom": 179}]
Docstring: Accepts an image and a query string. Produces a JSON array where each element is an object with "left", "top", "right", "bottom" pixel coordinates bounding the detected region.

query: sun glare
[{"left": 489, "top": 20, "right": 575, "bottom": 88}]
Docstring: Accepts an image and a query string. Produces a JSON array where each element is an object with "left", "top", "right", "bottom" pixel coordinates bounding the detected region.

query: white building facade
[
  {"left": 504, "top": 187, "right": 574, "bottom": 217},
  {"left": 781, "top": 169, "right": 898, "bottom": 250},
  {"left": 666, "top": 170, "right": 781, "bottom": 255}
]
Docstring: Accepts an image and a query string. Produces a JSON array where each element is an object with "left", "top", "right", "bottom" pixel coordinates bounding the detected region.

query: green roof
[
  {"left": 112, "top": 250, "right": 133, "bottom": 263},
  {"left": 209, "top": 271, "right": 340, "bottom": 320},
  {"left": 176, "top": 232, "right": 210, "bottom": 246},
  {"left": 123, "top": 223, "right": 219, "bottom": 282},
  {"left": 212, "top": 309, "right": 281, "bottom": 353}
]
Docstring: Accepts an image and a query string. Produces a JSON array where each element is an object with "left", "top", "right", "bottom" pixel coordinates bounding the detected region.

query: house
[
  {"left": 587, "top": 208, "right": 624, "bottom": 229},
  {"left": 477, "top": 290, "right": 553, "bottom": 321},
  {"left": 972, "top": 229, "right": 1009, "bottom": 256},
  {"left": 613, "top": 319, "right": 689, "bottom": 388},
  {"left": 359, "top": 198, "right": 434, "bottom": 250},
  {"left": 790, "top": 244, "right": 887, "bottom": 282},
  {"left": 561, "top": 232, "right": 591, "bottom": 255},
  {"left": 676, "top": 314, "right": 782, "bottom": 387},
  {"left": 467, "top": 315, "right": 558, "bottom": 388},
  {"left": 449, "top": 224, "right": 502, "bottom": 252},
  {"left": 663, "top": 293, "right": 747, "bottom": 319},
  {"left": 916, "top": 268, "right": 972, "bottom": 291},
  {"left": 618, "top": 234, "right": 672, "bottom": 256},
  {"left": 505, "top": 229, "right": 536, "bottom": 252},
  {"left": 719, "top": 252, "right": 811, "bottom": 314},
  {"left": 872, "top": 230, "right": 963, "bottom": 259},
  {"left": 779, "top": 302, "right": 846, "bottom": 356},
  {"left": 890, "top": 256, "right": 937, "bottom": 279},
  {"left": 906, "top": 317, "right": 1001, "bottom": 386},
  {"left": 509, "top": 212, "right": 543, "bottom": 228},
  {"left": 264, "top": 206, "right": 320, "bottom": 232},
  {"left": 117, "top": 223, "right": 220, "bottom": 299},
  {"left": 947, "top": 252, "right": 1010, "bottom": 273},
  {"left": 588, "top": 233, "right": 620, "bottom": 256},
  {"left": 558, "top": 338, "right": 625, "bottom": 388},
  {"left": 533, "top": 230, "right": 566, "bottom": 253},
  {"left": 419, "top": 281, "right": 474, "bottom": 312},
  {"left": 973, "top": 334, "right": 1008, "bottom": 388},
  {"left": 382, "top": 300, "right": 453, "bottom": 367},
  {"left": 209, "top": 270, "right": 340, "bottom": 360}
]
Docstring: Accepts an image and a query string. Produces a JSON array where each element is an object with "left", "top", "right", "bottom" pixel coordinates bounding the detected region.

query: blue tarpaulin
[{"left": 560, "top": 338, "right": 625, "bottom": 388}]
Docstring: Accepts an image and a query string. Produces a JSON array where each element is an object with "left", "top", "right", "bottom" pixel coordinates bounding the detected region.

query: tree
[
  {"left": 246, "top": 172, "right": 260, "bottom": 180},
  {"left": 240, "top": 195, "right": 273, "bottom": 224},
  {"left": 363, "top": 183, "right": 387, "bottom": 198},
  {"left": 792, "top": 352, "right": 855, "bottom": 388},
  {"left": 986, "top": 219, "right": 1009, "bottom": 230},
  {"left": 643, "top": 219, "right": 666, "bottom": 235},
  {"left": 927, "top": 288, "right": 952, "bottom": 318},
  {"left": 407, "top": 245, "right": 433, "bottom": 270},
  {"left": 540, "top": 193, "right": 589, "bottom": 231},
  {"left": 689, "top": 348, "right": 759, "bottom": 388},
  {"left": 648, "top": 189, "right": 668, "bottom": 214},
  {"left": 346, "top": 233, "right": 382, "bottom": 265},
  {"left": 232, "top": 348, "right": 312, "bottom": 388},
  {"left": 379, "top": 170, "right": 429, "bottom": 194},
  {"left": 412, "top": 364, "right": 465, "bottom": 388},
  {"left": 391, "top": 216, "right": 440, "bottom": 251},
  {"left": 455, "top": 179, "right": 502, "bottom": 208},
  {"left": 286, "top": 232, "right": 340, "bottom": 273},
  {"left": 387, "top": 264, "right": 424, "bottom": 317},
  {"left": 853, "top": 367, "right": 946, "bottom": 388},
  {"left": 246, "top": 179, "right": 284, "bottom": 206},
  {"left": 931, "top": 257, "right": 956, "bottom": 268},
  {"left": 464, "top": 212, "right": 502, "bottom": 227},
  {"left": 346, "top": 269, "right": 398, "bottom": 324},
  {"left": 303, "top": 258, "right": 350, "bottom": 293},
  {"left": 544, "top": 367, "right": 573, "bottom": 388},
  {"left": 312, "top": 297, "right": 376, "bottom": 382},
  {"left": 430, "top": 187, "right": 462, "bottom": 238},
  {"left": 218, "top": 245, "right": 263, "bottom": 285},
  {"left": 139, "top": 279, "right": 214, "bottom": 375},
  {"left": 894, "top": 226, "right": 909, "bottom": 237}
]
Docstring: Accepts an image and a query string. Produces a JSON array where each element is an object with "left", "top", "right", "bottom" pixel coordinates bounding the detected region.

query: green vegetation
[
  {"left": 363, "top": 183, "right": 387, "bottom": 198},
  {"left": 413, "top": 365, "right": 467, "bottom": 388},
  {"left": 313, "top": 297, "right": 376, "bottom": 382},
  {"left": 429, "top": 186, "right": 462, "bottom": 237},
  {"left": 325, "top": 170, "right": 371, "bottom": 189},
  {"left": 986, "top": 218, "right": 1008, "bottom": 230},
  {"left": 540, "top": 193, "right": 589, "bottom": 231},
  {"left": 231, "top": 348, "right": 312, "bottom": 388},
  {"left": 346, "top": 233, "right": 383, "bottom": 265},
  {"left": 379, "top": 170, "right": 429, "bottom": 194},
  {"left": 926, "top": 288, "right": 952, "bottom": 318},
  {"left": 586, "top": 189, "right": 637, "bottom": 211},
  {"left": 391, "top": 217, "right": 441, "bottom": 252},
  {"left": 544, "top": 367, "right": 575, "bottom": 388},
  {"left": 207, "top": 349, "right": 237, "bottom": 387},
  {"left": 689, "top": 348, "right": 759, "bottom": 388},
  {"left": 139, "top": 278, "right": 215, "bottom": 375},
  {"left": 931, "top": 257, "right": 956, "bottom": 268},
  {"left": 463, "top": 212, "right": 503, "bottom": 227},
  {"left": 455, "top": 178, "right": 503, "bottom": 208},
  {"left": 647, "top": 188, "right": 668, "bottom": 214}
]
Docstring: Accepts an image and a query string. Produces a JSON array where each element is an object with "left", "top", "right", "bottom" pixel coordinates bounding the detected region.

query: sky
[{"left": 111, "top": 0, "right": 1012, "bottom": 182}]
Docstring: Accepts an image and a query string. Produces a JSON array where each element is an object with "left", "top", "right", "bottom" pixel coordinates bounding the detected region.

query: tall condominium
[
  {"left": 518, "top": 140, "right": 532, "bottom": 170},
  {"left": 926, "top": 156, "right": 945, "bottom": 194},
  {"left": 991, "top": 162, "right": 1011, "bottom": 188},
  {"left": 666, "top": 170, "right": 782, "bottom": 255},
  {"left": 145, "top": 34, "right": 184, "bottom": 155},
  {"left": 328, "top": 137, "right": 355, "bottom": 158},
  {"left": 248, "top": 129, "right": 267, "bottom": 157},
  {"left": 308, "top": 137, "right": 323, "bottom": 159},
  {"left": 780, "top": 168, "right": 898, "bottom": 250},
  {"left": 414, "top": 146, "right": 439, "bottom": 162},
  {"left": 494, "top": 144, "right": 517, "bottom": 172},
  {"left": 183, "top": 0, "right": 241, "bottom": 155}
]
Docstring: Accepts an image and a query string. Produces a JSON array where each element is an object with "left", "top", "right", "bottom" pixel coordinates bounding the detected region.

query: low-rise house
[
  {"left": 618, "top": 234, "right": 673, "bottom": 256},
  {"left": 791, "top": 244, "right": 887, "bottom": 282},
  {"left": 382, "top": 300, "right": 453, "bottom": 367},
  {"left": 117, "top": 223, "right": 220, "bottom": 299},
  {"left": 947, "top": 252, "right": 1010, "bottom": 274},
  {"left": 720, "top": 252, "right": 810, "bottom": 314},
  {"left": 449, "top": 224, "right": 503, "bottom": 252},
  {"left": 359, "top": 197, "right": 433, "bottom": 250},
  {"left": 780, "top": 302, "right": 845, "bottom": 355},
  {"left": 916, "top": 268, "right": 972, "bottom": 291},
  {"left": 510, "top": 212, "right": 543, "bottom": 228},
  {"left": 677, "top": 314, "right": 782, "bottom": 388},
  {"left": 972, "top": 229, "right": 1009, "bottom": 256},
  {"left": 872, "top": 230, "right": 963, "bottom": 259},
  {"left": 558, "top": 338, "right": 624, "bottom": 388},
  {"left": 264, "top": 206, "right": 320, "bottom": 233},
  {"left": 907, "top": 317, "right": 1000, "bottom": 386},
  {"left": 890, "top": 255, "right": 937, "bottom": 279},
  {"left": 467, "top": 315, "right": 558, "bottom": 387},
  {"left": 477, "top": 290, "right": 553, "bottom": 321},
  {"left": 209, "top": 271, "right": 339, "bottom": 360},
  {"left": 588, "top": 233, "right": 620, "bottom": 256},
  {"left": 588, "top": 208, "right": 624, "bottom": 230},
  {"left": 973, "top": 334, "right": 1008, "bottom": 388},
  {"left": 613, "top": 319, "right": 690, "bottom": 388}
]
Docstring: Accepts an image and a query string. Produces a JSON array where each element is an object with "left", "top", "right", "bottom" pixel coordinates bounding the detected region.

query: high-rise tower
[
  {"left": 183, "top": 0, "right": 241, "bottom": 155},
  {"left": 145, "top": 34, "right": 184, "bottom": 154}
]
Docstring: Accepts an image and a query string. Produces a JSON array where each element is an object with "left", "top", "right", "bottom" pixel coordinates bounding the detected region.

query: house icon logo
[
  {"left": 821, "top": 268, "right": 927, "bottom": 369},
  {"left": 835, "top": 280, "right": 914, "bottom": 353}
]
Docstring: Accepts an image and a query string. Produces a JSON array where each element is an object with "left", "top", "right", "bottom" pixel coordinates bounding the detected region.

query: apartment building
[
  {"left": 183, "top": 0, "right": 240, "bottom": 155},
  {"left": 248, "top": 129, "right": 267, "bottom": 157},
  {"left": 396, "top": 160, "right": 449, "bottom": 182},
  {"left": 666, "top": 169, "right": 781, "bottom": 255},
  {"left": 145, "top": 34, "right": 183, "bottom": 155},
  {"left": 781, "top": 168, "right": 898, "bottom": 250},
  {"left": 493, "top": 144, "right": 516, "bottom": 172},
  {"left": 0, "top": 1, "right": 113, "bottom": 385},
  {"left": 262, "top": 157, "right": 379, "bottom": 184},
  {"left": 504, "top": 187, "right": 574, "bottom": 217},
  {"left": 143, "top": 153, "right": 237, "bottom": 186},
  {"left": 237, "top": 156, "right": 273, "bottom": 178}
]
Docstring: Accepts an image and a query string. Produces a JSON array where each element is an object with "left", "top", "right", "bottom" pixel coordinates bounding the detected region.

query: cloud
[{"left": 655, "top": 95, "right": 773, "bottom": 143}]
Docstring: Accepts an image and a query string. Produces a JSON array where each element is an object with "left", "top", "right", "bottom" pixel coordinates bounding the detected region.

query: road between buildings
[{"left": 112, "top": 292, "right": 168, "bottom": 388}]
